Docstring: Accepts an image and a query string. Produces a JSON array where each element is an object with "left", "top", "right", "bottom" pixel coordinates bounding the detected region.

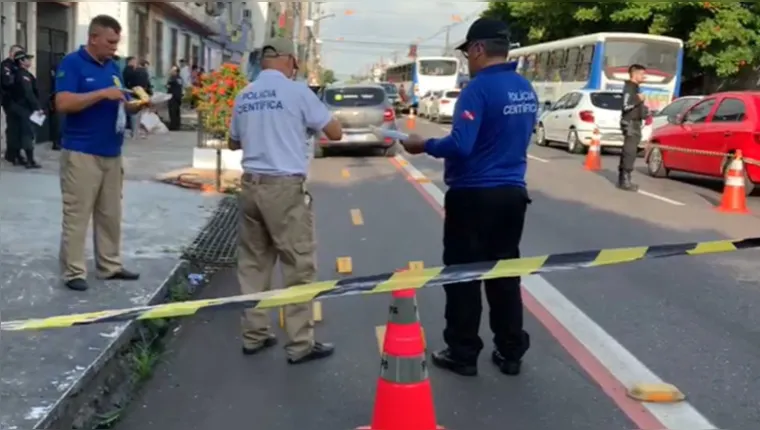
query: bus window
[
  {"left": 576, "top": 45, "right": 594, "bottom": 81},
  {"left": 524, "top": 54, "right": 536, "bottom": 79},
  {"left": 603, "top": 38, "right": 679, "bottom": 83},
  {"left": 550, "top": 49, "right": 566, "bottom": 81},
  {"left": 419, "top": 59, "right": 458, "bottom": 76},
  {"left": 563, "top": 47, "right": 580, "bottom": 81},
  {"left": 536, "top": 51, "right": 549, "bottom": 81}
]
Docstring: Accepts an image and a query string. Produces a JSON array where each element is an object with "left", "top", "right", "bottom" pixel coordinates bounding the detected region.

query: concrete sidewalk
[{"left": 0, "top": 131, "right": 223, "bottom": 429}]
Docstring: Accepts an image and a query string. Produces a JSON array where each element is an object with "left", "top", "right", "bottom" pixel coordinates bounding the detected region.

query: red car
[{"left": 646, "top": 91, "right": 760, "bottom": 194}]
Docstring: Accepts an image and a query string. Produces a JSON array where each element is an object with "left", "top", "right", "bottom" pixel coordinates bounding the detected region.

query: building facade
[{"left": 0, "top": 1, "right": 251, "bottom": 143}]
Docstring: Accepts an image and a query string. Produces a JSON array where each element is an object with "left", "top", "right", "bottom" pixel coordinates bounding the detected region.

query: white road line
[
  {"left": 528, "top": 154, "right": 550, "bottom": 163},
  {"left": 393, "top": 154, "right": 715, "bottom": 430},
  {"left": 638, "top": 189, "right": 685, "bottom": 206}
]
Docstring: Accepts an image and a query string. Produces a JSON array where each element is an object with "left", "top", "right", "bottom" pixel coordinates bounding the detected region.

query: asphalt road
[{"left": 117, "top": 118, "right": 760, "bottom": 430}]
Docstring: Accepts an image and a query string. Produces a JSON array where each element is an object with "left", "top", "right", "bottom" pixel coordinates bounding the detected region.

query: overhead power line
[{"left": 321, "top": 39, "right": 445, "bottom": 49}]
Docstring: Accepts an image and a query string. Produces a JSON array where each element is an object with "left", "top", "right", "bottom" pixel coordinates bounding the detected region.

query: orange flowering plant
[{"left": 193, "top": 63, "right": 249, "bottom": 136}]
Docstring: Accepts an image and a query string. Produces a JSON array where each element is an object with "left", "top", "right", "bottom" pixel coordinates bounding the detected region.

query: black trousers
[
  {"left": 619, "top": 121, "right": 642, "bottom": 173},
  {"left": 442, "top": 185, "right": 531, "bottom": 362},
  {"left": 168, "top": 98, "right": 181, "bottom": 131},
  {"left": 4, "top": 107, "right": 20, "bottom": 161}
]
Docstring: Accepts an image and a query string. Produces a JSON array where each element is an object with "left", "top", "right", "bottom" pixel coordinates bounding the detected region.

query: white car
[
  {"left": 428, "top": 89, "right": 460, "bottom": 122},
  {"left": 418, "top": 90, "right": 441, "bottom": 117},
  {"left": 535, "top": 89, "right": 653, "bottom": 154},
  {"left": 649, "top": 95, "right": 703, "bottom": 132}
]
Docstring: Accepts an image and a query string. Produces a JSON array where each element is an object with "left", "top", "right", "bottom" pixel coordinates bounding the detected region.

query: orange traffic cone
[
  {"left": 357, "top": 288, "right": 443, "bottom": 430},
  {"left": 406, "top": 108, "right": 416, "bottom": 130},
  {"left": 717, "top": 151, "right": 749, "bottom": 214},
  {"left": 584, "top": 129, "right": 601, "bottom": 171}
]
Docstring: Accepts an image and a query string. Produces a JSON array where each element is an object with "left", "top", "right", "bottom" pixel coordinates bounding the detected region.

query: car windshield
[
  {"left": 380, "top": 83, "right": 397, "bottom": 94},
  {"left": 325, "top": 87, "right": 386, "bottom": 107},
  {"left": 445, "top": 91, "right": 460, "bottom": 98},
  {"left": 590, "top": 92, "right": 623, "bottom": 110}
]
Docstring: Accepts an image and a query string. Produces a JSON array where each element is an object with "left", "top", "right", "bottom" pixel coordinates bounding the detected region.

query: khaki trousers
[
  {"left": 238, "top": 173, "right": 316, "bottom": 359},
  {"left": 59, "top": 150, "right": 124, "bottom": 281}
]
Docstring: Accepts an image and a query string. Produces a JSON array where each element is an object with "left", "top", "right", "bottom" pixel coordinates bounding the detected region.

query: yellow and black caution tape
[{"left": 3, "top": 237, "right": 759, "bottom": 332}]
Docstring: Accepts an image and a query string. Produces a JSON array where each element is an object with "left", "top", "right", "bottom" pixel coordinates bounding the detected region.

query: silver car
[{"left": 315, "top": 84, "right": 400, "bottom": 157}]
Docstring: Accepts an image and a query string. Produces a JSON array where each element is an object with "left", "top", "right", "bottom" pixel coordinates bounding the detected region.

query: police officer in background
[
  {"left": 9, "top": 50, "right": 41, "bottom": 168},
  {"left": 2, "top": 44, "right": 24, "bottom": 164},
  {"left": 401, "top": 18, "right": 537, "bottom": 377},
  {"left": 618, "top": 64, "right": 648, "bottom": 191},
  {"left": 228, "top": 37, "right": 342, "bottom": 364}
]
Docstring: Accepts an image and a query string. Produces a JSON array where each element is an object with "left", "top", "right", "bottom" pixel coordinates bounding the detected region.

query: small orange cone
[
  {"left": 717, "top": 151, "right": 749, "bottom": 214},
  {"left": 357, "top": 288, "right": 443, "bottom": 430},
  {"left": 584, "top": 129, "right": 601, "bottom": 171},
  {"left": 406, "top": 108, "right": 416, "bottom": 130}
]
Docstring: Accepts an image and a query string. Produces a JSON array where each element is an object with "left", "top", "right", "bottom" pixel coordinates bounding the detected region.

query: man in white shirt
[
  {"left": 228, "top": 37, "right": 342, "bottom": 365},
  {"left": 179, "top": 59, "right": 192, "bottom": 89}
]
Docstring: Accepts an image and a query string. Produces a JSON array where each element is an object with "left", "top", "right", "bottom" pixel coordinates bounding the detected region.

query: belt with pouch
[{"left": 241, "top": 172, "right": 306, "bottom": 185}]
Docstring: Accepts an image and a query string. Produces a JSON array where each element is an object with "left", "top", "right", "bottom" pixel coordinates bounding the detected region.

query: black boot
[
  {"left": 12, "top": 152, "right": 26, "bottom": 166},
  {"left": 617, "top": 170, "right": 638, "bottom": 191},
  {"left": 24, "top": 149, "right": 40, "bottom": 168}
]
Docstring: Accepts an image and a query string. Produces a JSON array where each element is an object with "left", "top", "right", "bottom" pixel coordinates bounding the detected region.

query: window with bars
[
  {"left": 154, "top": 20, "right": 164, "bottom": 76},
  {"left": 170, "top": 28, "right": 178, "bottom": 66},
  {"left": 16, "top": 2, "right": 28, "bottom": 48},
  {"left": 137, "top": 11, "right": 149, "bottom": 60},
  {"left": 183, "top": 34, "right": 191, "bottom": 62}
]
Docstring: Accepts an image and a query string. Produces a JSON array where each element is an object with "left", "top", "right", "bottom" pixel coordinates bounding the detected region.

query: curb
[{"left": 33, "top": 260, "right": 200, "bottom": 429}]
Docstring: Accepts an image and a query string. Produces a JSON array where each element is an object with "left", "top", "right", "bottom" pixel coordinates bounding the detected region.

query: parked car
[
  {"left": 649, "top": 95, "right": 704, "bottom": 132},
  {"left": 316, "top": 83, "right": 400, "bottom": 157},
  {"left": 428, "top": 89, "right": 459, "bottom": 123},
  {"left": 645, "top": 91, "right": 760, "bottom": 194},
  {"left": 535, "top": 89, "right": 653, "bottom": 154},
  {"left": 418, "top": 90, "right": 441, "bottom": 118}
]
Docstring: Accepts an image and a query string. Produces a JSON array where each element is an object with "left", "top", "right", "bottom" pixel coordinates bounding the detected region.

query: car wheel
[
  {"left": 646, "top": 147, "right": 668, "bottom": 178},
  {"left": 567, "top": 130, "right": 585, "bottom": 154},
  {"left": 535, "top": 124, "right": 548, "bottom": 146},
  {"left": 383, "top": 142, "right": 401, "bottom": 157},
  {"left": 723, "top": 155, "right": 755, "bottom": 196}
]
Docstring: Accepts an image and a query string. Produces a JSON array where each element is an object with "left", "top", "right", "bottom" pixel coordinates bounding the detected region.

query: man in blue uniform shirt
[
  {"left": 402, "top": 18, "right": 537, "bottom": 377},
  {"left": 55, "top": 15, "right": 146, "bottom": 291}
]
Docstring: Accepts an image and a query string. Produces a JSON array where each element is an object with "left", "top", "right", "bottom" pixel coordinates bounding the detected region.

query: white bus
[
  {"left": 506, "top": 33, "right": 684, "bottom": 113},
  {"left": 382, "top": 56, "right": 460, "bottom": 108}
]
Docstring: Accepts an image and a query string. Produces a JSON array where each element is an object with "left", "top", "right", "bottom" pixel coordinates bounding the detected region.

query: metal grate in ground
[{"left": 182, "top": 196, "right": 239, "bottom": 267}]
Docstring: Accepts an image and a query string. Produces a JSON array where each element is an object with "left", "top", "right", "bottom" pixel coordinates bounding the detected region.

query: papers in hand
[
  {"left": 370, "top": 125, "right": 409, "bottom": 141},
  {"left": 29, "top": 111, "right": 45, "bottom": 126}
]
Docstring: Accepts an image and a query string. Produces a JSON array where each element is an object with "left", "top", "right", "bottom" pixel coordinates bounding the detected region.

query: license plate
[
  {"left": 345, "top": 133, "right": 372, "bottom": 142},
  {"left": 602, "top": 134, "right": 623, "bottom": 141}
]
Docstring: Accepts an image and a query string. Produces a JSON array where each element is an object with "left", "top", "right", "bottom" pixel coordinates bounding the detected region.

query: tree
[
  {"left": 483, "top": 1, "right": 760, "bottom": 78},
  {"left": 321, "top": 68, "right": 337, "bottom": 84}
]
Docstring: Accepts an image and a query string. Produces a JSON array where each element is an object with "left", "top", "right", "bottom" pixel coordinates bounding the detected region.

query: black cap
[
  {"left": 455, "top": 18, "right": 510, "bottom": 51},
  {"left": 13, "top": 51, "right": 33, "bottom": 61}
]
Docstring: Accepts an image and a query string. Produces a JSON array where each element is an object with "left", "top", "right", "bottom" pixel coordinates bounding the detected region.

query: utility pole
[
  {"left": 444, "top": 26, "right": 451, "bottom": 56},
  {"left": 298, "top": 1, "right": 308, "bottom": 78},
  {"left": 313, "top": 2, "right": 322, "bottom": 84}
]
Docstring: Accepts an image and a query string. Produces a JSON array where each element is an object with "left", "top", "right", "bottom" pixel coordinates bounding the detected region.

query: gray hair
[{"left": 480, "top": 39, "right": 510, "bottom": 58}]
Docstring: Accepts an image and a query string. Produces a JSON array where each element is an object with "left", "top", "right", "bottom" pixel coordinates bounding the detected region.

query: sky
[{"left": 317, "top": 1, "right": 488, "bottom": 78}]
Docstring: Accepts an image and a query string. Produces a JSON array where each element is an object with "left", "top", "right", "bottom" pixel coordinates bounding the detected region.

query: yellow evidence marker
[{"left": 336, "top": 257, "right": 352, "bottom": 274}]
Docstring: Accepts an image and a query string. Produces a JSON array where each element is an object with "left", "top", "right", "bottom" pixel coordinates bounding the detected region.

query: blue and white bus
[
  {"left": 506, "top": 33, "right": 684, "bottom": 113},
  {"left": 382, "top": 56, "right": 460, "bottom": 108}
]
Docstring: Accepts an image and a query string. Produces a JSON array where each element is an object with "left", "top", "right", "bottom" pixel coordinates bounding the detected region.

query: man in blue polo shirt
[
  {"left": 55, "top": 15, "right": 147, "bottom": 291},
  {"left": 402, "top": 18, "right": 537, "bottom": 377}
]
